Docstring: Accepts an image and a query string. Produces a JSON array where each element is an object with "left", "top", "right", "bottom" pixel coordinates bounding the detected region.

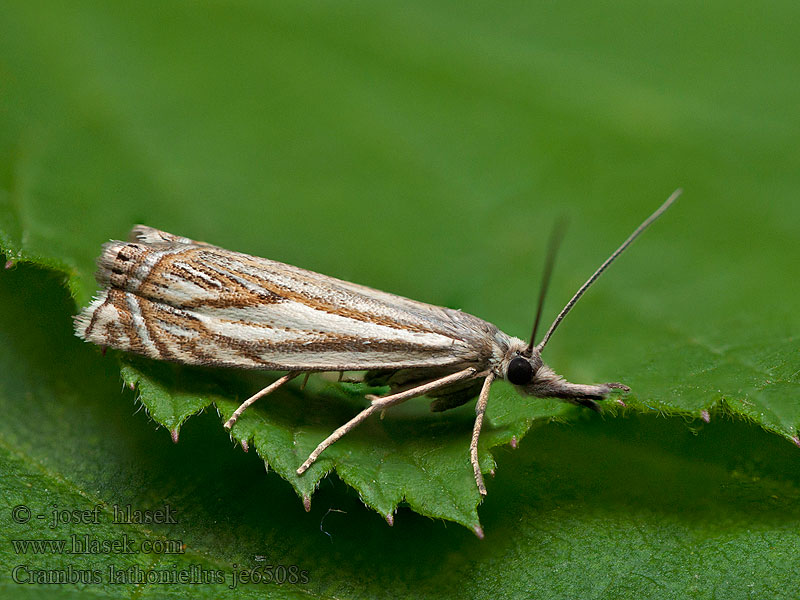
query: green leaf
[
  {"left": 1, "top": 0, "right": 799, "bottom": 593},
  {"left": 116, "top": 356, "right": 570, "bottom": 531},
  {"left": 1, "top": 263, "right": 799, "bottom": 599}
]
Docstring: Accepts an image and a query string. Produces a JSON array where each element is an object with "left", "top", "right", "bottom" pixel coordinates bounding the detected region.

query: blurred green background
[{"left": 1, "top": 1, "right": 798, "bottom": 598}]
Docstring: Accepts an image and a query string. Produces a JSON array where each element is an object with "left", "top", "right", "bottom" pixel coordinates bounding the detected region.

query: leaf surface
[
  {"left": 1, "top": 0, "right": 799, "bottom": 595},
  {"left": 1, "top": 264, "right": 799, "bottom": 599}
]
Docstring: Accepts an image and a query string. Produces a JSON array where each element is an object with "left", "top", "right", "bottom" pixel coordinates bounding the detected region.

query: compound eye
[{"left": 506, "top": 356, "right": 534, "bottom": 385}]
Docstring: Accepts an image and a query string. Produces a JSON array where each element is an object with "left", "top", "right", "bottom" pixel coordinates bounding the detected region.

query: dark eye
[{"left": 506, "top": 356, "right": 534, "bottom": 385}]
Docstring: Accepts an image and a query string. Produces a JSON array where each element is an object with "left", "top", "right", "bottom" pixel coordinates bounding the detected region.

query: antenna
[
  {"left": 525, "top": 217, "right": 568, "bottom": 355},
  {"left": 534, "top": 188, "right": 682, "bottom": 353}
]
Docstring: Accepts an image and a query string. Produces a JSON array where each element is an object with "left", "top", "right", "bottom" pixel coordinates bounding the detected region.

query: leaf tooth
[
  {"left": 385, "top": 513, "right": 394, "bottom": 526},
  {"left": 303, "top": 495, "right": 311, "bottom": 512},
  {"left": 472, "top": 524, "right": 485, "bottom": 540},
  {"left": 241, "top": 439, "right": 249, "bottom": 453},
  {"left": 170, "top": 428, "right": 179, "bottom": 444},
  {"left": 701, "top": 409, "right": 711, "bottom": 423}
]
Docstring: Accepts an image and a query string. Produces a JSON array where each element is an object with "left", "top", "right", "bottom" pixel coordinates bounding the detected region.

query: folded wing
[{"left": 75, "top": 226, "right": 503, "bottom": 372}]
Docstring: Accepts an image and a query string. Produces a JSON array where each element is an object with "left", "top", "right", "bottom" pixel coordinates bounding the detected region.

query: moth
[{"left": 75, "top": 190, "right": 680, "bottom": 495}]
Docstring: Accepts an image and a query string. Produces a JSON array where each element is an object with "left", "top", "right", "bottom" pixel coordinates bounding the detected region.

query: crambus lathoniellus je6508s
[{"left": 76, "top": 190, "right": 681, "bottom": 497}]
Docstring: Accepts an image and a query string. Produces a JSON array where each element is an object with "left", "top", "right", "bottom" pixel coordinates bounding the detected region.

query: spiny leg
[
  {"left": 296, "top": 367, "right": 478, "bottom": 475},
  {"left": 470, "top": 372, "right": 496, "bottom": 496},
  {"left": 224, "top": 372, "right": 300, "bottom": 430}
]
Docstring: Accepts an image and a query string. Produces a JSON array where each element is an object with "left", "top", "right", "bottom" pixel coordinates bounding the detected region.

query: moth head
[
  {"left": 507, "top": 190, "right": 680, "bottom": 404},
  {"left": 503, "top": 352, "right": 543, "bottom": 387},
  {"left": 502, "top": 345, "right": 625, "bottom": 411},
  {"left": 500, "top": 349, "right": 560, "bottom": 400}
]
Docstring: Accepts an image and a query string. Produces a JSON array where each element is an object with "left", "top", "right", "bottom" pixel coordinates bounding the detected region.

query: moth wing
[
  {"left": 128, "top": 225, "right": 213, "bottom": 247},
  {"left": 76, "top": 228, "right": 509, "bottom": 373}
]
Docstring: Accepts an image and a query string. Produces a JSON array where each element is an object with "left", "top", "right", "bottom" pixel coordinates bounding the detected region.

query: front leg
[{"left": 296, "top": 367, "right": 479, "bottom": 475}]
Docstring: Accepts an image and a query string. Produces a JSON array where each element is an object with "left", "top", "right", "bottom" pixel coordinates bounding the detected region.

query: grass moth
[{"left": 75, "top": 190, "right": 681, "bottom": 495}]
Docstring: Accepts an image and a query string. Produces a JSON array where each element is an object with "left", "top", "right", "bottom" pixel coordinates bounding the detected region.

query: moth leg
[
  {"left": 296, "top": 367, "right": 478, "bottom": 475},
  {"left": 300, "top": 372, "right": 311, "bottom": 391},
  {"left": 470, "top": 372, "right": 496, "bottom": 496},
  {"left": 224, "top": 372, "right": 301, "bottom": 430}
]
